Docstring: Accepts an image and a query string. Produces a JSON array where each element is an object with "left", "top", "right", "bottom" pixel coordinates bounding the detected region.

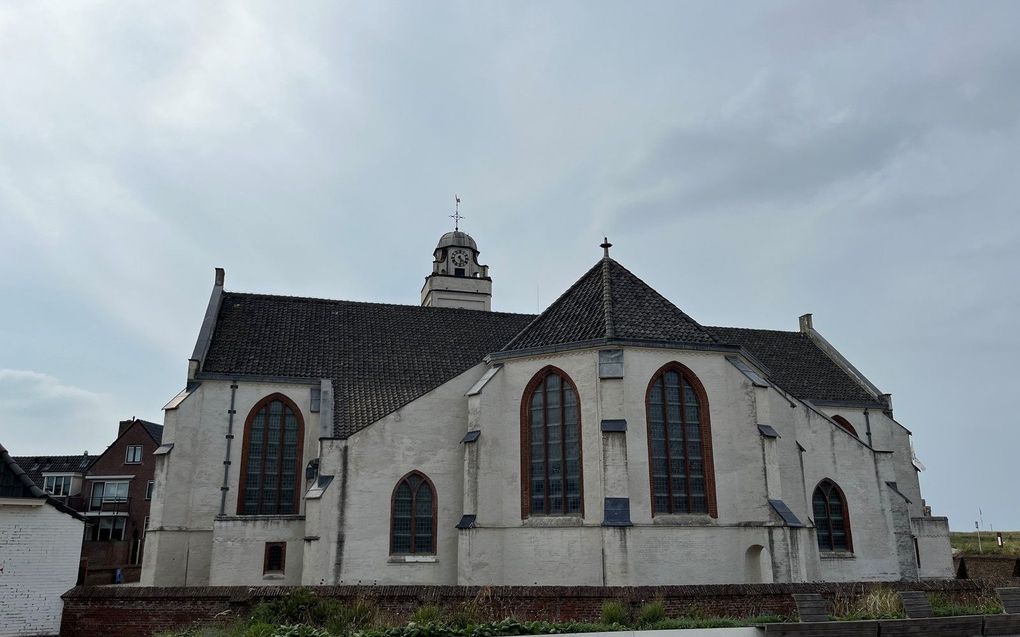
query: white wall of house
[{"left": 0, "top": 500, "right": 83, "bottom": 637}]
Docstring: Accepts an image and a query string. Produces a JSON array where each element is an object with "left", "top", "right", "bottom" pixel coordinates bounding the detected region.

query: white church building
[{"left": 141, "top": 231, "right": 953, "bottom": 587}]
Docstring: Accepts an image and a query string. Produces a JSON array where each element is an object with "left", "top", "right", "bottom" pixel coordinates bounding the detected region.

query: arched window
[
  {"left": 521, "top": 367, "right": 582, "bottom": 517},
  {"left": 830, "top": 415, "right": 859, "bottom": 437},
  {"left": 390, "top": 471, "right": 436, "bottom": 554},
  {"left": 237, "top": 395, "right": 304, "bottom": 515},
  {"left": 813, "top": 479, "right": 852, "bottom": 552},
  {"left": 645, "top": 363, "right": 717, "bottom": 516}
]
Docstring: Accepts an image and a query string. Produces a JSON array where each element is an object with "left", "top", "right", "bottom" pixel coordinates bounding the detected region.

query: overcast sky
[{"left": 1, "top": 1, "right": 1017, "bottom": 530}]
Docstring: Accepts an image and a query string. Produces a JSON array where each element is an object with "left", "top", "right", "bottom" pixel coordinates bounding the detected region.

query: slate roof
[
  {"left": 708, "top": 326, "right": 878, "bottom": 404},
  {"left": 201, "top": 293, "right": 535, "bottom": 438},
  {"left": 138, "top": 420, "right": 164, "bottom": 444},
  {"left": 502, "top": 258, "right": 719, "bottom": 351},
  {"left": 10, "top": 453, "right": 95, "bottom": 489},
  {"left": 1, "top": 444, "right": 87, "bottom": 519}
]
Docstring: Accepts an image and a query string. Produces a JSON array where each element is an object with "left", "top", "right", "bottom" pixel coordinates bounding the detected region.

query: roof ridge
[
  {"left": 708, "top": 325, "right": 801, "bottom": 335},
  {"left": 608, "top": 259, "right": 719, "bottom": 344},
  {"left": 601, "top": 257, "right": 615, "bottom": 338},
  {"left": 223, "top": 290, "right": 535, "bottom": 318}
]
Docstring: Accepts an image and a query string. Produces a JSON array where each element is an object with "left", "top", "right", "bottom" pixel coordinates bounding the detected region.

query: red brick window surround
[
  {"left": 813, "top": 479, "right": 853, "bottom": 552},
  {"left": 237, "top": 394, "right": 305, "bottom": 516},
  {"left": 645, "top": 362, "right": 718, "bottom": 517},
  {"left": 263, "top": 542, "right": 286, "bottom": 574},
  {"left": 830, "top": 415, "right": 859, "bottom": 437},
  {"left": 520, "top": 366, "right": 583, "bottom": 518},
  {"left": 390, "top": 471, "right": 436, "bottom": 555}
]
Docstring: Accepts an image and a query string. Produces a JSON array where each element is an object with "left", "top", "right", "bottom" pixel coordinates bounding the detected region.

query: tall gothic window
[
  {"left": 645, "top": 363, "right": 717, "bottom": 516},
  {"left": 238, "top": 395, "right": 304, "bottom": 515},
  {"left": 521, "top": 367, "right": 582, "bottom": 517},
  {"left": 390, "top": 471, "right": 436, "bottom": 554},
  {"left": 813, "top": 479, "right": 852, "bottom": 552}
]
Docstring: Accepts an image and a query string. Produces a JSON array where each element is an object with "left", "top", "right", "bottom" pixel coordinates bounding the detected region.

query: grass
[{"left": 950, "top": 531, "right": 1020, "bottom": 556}]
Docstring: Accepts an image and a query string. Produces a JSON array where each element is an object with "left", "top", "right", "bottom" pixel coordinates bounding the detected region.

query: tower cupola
[{"left": 421, "top": 230, "right": 492, "bottom": 311}]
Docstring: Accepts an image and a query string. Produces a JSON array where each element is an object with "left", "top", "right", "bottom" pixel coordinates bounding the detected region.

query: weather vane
[{"left": 450, "top": 194, "right": 465, "bottom": 231}]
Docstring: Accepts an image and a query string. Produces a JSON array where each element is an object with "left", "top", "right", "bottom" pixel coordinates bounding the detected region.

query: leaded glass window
[
  {"left": 524, "top": 368, "right": 582, "bottom": 516},
  {"left": 813, "top": 479, "right": 852, "bottom": 552},
  {"left": 390, "top": 472, "right": 436, "bottom": 554},
  {"left": 240, "top": 396, "right": 303, "bottom": 515},
  {"left": 646, "top": 364, "right": 714, "bottom": 515}
]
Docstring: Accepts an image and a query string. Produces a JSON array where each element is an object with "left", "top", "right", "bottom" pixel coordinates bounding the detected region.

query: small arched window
[
  {"left": 645, "top": 363, "right": 717, "bottom": 516},
  {"left": 813, "top": 479, "right": 852, "bottom": 552},
  {"left": 390, "top": 471, "right": 436, "bottom": 555},
  {"left": 831, "top": 415, "right": 859, "bottom": 437},
  {"left": 521, "top": 367, "right": 582, "bottom": 517},
  {"left": 238, "top": 395, "right": 304, "bottom": 515}
]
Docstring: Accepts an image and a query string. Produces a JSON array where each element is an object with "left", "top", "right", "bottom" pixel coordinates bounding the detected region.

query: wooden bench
[
  {"left": 898, "top": 591, "right": 934, "bottom": 619},
  {"left": 984, "top": 587, "right": 1020, "bottom": 635},
  {"left": 996, "top": 587, "right": 1020, "bottom": 615},
  {"left": 793, "top": 593, "right": 831, "bottom": 622}
]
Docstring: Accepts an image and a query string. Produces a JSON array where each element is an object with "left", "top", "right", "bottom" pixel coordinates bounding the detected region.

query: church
[{"left": 141, "top": 228, "right": 953, "bottom": 587}]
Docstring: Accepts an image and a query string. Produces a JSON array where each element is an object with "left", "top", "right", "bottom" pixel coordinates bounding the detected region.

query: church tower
[{"left": 421, "top": 230, "right": 492, "bottom": 311}]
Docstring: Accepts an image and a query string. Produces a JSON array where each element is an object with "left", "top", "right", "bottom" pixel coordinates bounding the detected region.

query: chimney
[
  {"left": 799, "top": 313, "right": 813, "bottom": 333},
  {"left": 118, "top": 418, "right": 136, "bottom": 436}
]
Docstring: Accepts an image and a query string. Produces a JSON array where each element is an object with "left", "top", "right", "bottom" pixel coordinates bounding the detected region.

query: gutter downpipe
[
  {"left": 864, "top": 409, "right": 874, "bottom": 449},
  {"left": 218, "top": 382, "right": 239, "bottom": 516}
]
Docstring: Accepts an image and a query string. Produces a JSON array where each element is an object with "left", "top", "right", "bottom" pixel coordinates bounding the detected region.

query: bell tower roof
[{"left": 436, "top": 231, "right": 478, "bottom": 252}]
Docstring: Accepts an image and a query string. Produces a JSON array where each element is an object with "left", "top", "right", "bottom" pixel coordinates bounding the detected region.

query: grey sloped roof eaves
[
  {"left": 707, "top": 326, "right": 877, "bottom": 404},
  {"left": 201, "top": 293, "right": 535, "bottom": 438}
]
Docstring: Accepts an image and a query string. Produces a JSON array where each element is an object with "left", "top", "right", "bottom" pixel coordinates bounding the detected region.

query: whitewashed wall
[{"left": 0, "top": 501, "right": 83, "bottom": 637}]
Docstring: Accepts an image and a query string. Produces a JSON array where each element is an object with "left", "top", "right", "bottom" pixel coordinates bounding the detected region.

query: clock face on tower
[{"left": 451, "top": 249, "right": 470, "bottom": 268}]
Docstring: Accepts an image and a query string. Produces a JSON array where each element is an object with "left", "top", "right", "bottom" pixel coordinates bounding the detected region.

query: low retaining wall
[{"left": 59, "top": 580, "right": 989, "bottom": 637}]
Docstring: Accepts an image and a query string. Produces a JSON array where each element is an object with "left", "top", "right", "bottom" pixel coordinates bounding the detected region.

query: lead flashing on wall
[
  {"left": 727, "top": 356, "right": 769, "bottom": 388},
  {"left": 305, "top": 474, "right": 334, "bottom": 500},
  {"left": 601, "top": 419, "right": 627, "bottom": 432},
  {"left": 885, "top": 481, "right": 912, "bottom": 504},
  {"left": 757, "top": 424, "right": 780, "bottom": 439},
  {"left": 456, "top": 514, "right": 477, "bottom": 529},
  {"left": 769, "top": 499, "right": 805, "bottom": 527},
  {"left": 153, "top": 443, "right": 175, "bottom": 456},
  {"left": 466, "top": 364, "right": 502, "bottom": 396},
  {"left": 461, "top": 430, "right": 481, "bottom": 443},
  {"left": 603, "top": 497, "right": 632, "bottom": 527},
  {"left": 164, "top": 382, "right": 200, "bottom": 411}
]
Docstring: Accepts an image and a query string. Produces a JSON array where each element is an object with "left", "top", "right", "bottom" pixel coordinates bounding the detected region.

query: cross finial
[
  {"left": 450, "top": 195, "right": 464, "bottom": 231},
  {"left": 600, "top": 236, "right": 612, "bottom": 258}
]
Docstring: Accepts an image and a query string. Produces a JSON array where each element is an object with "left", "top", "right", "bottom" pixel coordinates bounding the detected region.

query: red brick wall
[
  {"left": 60, "top": 580, "right": 990, "bottom": 637},
  {"left": 79, "top": 421, "right": 159, "bottom": 583}
]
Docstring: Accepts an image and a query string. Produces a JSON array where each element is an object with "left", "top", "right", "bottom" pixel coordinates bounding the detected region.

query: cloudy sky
[{"left": 1, "top": 1, "right": 1017, "bottom": 530}]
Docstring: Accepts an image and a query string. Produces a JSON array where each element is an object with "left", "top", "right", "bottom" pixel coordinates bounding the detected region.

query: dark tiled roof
[
  {"left": 10, "top": 453, "right": 95, "bottom": 489},
  {"left": 202, "top": 293, "right": 535, "bottom": 438},
  {"left": 708, "top": 326, "right": 877, "bottom": 404},
  {"left": 1, "top": 444, "right": 87, "bottom": 519},
  {"left": 503, "top": 258, "right": 718, "bottom": 351},
  {"left": 138, "top": 420, "right": 164, "bottom": 444}
]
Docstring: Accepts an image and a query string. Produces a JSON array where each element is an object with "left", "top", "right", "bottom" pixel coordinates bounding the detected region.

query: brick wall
[
  {"left": 61, "top": 580, "right": 992, "bottom": 637},
  {"left": 0, "top": 503, "right": 83, "bottom": 637}
]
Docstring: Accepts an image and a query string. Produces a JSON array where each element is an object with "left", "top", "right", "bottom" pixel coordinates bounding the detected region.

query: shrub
[
  {"left": 324, "top": 598, "right": 380, "bottom": 634},
  {"left": 635, "top": 599, "right": 667, "bottom": 626},
  {"left": 600, "top": 600, "right": 630, "bottom": 626},
  {"left": 834, "top": 586, "right": 903, "bottom": 620},
  {"left": 446, "top": 602, "right": 483, "bottom": 628}
]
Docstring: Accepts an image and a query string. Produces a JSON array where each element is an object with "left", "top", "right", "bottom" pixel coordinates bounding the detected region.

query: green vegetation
[
  {"left": 157, "top": 589, "right": 793, "bottom": 637},
  {"left": 930, "top": 592, "right": 1003, "bottom": 617},
  {"left": 832, "top": 586, "right": 904, "bottom": 620},
  {"left": 950, "top": 531, "right": 1020, "bottom": 556}
]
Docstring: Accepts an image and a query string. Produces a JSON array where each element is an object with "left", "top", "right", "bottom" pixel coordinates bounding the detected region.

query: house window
[
  {"left": 521, "top": 367, "right": 582, "bottom": 517},
  {"left": 238, "top": 395, "right": 305, "bottom": 515},
  {"left": 125, "top": 445, "right": 143, "bottom": 464},
  {"left": 645, "top": 362, "right": 717, "bottom": 516},
  {"left": 89, "top": 517, "right": 126, "bottom": 541},
  {"left": 90, "top": 481, "right": 129, "bottom": 509},
  {"left": 830, "top": 415, "right": 859, "bottom": 437},
  {"left": 813, "top": 479, "right": 852, "bottom": 552},
  {"left": 390, "top": 471, "right": 436, "bottom": 554},
  {"left": 264, "top": 542, "right": 286, "bottom": 574},
  {"left": 43, "top": 475, "right": 73, "bottom": 496},
  {"left": 145, "top": 480, "right": 154, "bottom": 500}
]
